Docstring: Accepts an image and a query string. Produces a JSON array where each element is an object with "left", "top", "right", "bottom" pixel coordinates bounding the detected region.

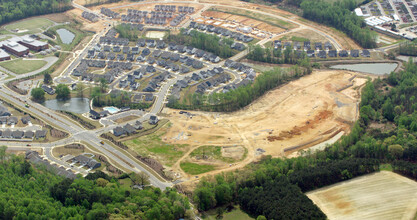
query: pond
[
  {"left": 330, "top": 63, "right": 397, "bottom": 75},
  {"left": 56, "top": 28, "right": 75, "bottom": 44},
  {"left": 43, "top": 98, "right": 90, "bottom": 114}
]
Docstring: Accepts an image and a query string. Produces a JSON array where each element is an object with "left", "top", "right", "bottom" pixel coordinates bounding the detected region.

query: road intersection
[{"left": 2, "top": 0, "right": 395, "bottom": 189}]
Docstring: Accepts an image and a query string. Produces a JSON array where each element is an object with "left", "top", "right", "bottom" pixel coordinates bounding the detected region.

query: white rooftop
[{"left": 0, "top": 49, "right": 10, "bottom": 59}]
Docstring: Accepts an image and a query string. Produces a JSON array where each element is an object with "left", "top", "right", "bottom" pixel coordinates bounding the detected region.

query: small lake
[
  {"left": 330, "top": 63, "right": 397, "bottom": 75},
  {"left": 56, "top": 28, "right": 75, "bottom": 44},
  {"left": 43, "top": 98, "right": 90, "bottom": 114}
]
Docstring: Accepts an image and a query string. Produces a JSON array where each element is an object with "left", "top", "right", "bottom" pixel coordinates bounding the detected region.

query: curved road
[{"left": 2, "top": 0, "right": 348, "bottom": 189}]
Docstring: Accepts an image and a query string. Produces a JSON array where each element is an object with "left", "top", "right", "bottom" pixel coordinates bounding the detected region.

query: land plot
[
  {"left": 124, "top": 122, "right": 191, "bottom": 167},
  {"left": 5, "top": 18, "right": 54, "bottom": 33},
  {"left": 163, "top": 70, "right": 367, "bottom": 160},
  {"left": 279, "top": 29, "right": 331, "bottom": 43},
  {"left": 307, "top": 171, "right": 417, "bottom": 220},
  {"left": 202, "top": 9, "right": 287, "bottom": 34},
  {"left": 206, "top": 7, "right": 297, "bottom": 30},
  {"left": 0, "top": 59, "right": 47, "bottom": 74}
]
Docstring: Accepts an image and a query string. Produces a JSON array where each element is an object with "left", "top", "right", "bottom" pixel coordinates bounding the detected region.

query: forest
[
  {"left": 0, "top": 0, "right": 72, "bottom": 25},
  {"left": 0, "top": 149, "right": 192, "bottom": 219},
  {"left": 192, "top": 60, "right": 417, "bottom": 218},
  {"left": 301, "top": 0, "right": 377, "bottom": 48},
  {"left": 167, "top": 62, "right": 311, "bottom": 112},
  {"left": 165, "top": 29, "right": 238, "bottom": 59}
]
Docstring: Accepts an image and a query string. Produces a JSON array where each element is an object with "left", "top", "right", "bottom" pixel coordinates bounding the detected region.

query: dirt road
[{"left": 163, "top": 70, "right": 369, "bottom": 179}]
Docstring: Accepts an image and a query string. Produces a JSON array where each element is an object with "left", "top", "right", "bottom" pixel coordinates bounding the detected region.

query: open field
[
  {"left": 180, "top": 162, "right": 216, "bottom": 175},
  {"left": 307, "top": 171, "right": 417, "bottom": 220},
  {"left": 124, "top": 122, "right": 191, "bottom": 167},
  {"left": 162, "top": 70, "right": 368, "bottom": 177},
  {"left": 163, "top": 70, "right": 366, "bottom": 156},
  {"left": 204, "top": 7, "right": 293, "bottom": 32},
  {"left": 279, "top": 29, "right": 331, "bottom": 43},
  {"left": 0, "top": 59, "right": 47, "bottom": 74},
  {"left": 204, "top": 206, "right": 253, "bottom": 220},
  {"left": 5, "top": 18, "right": 54, "bottom": 33}
]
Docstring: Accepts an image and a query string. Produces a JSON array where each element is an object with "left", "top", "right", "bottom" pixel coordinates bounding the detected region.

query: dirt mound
[{"left": 267, "top": 110, "right": 333, "bottom": 142}]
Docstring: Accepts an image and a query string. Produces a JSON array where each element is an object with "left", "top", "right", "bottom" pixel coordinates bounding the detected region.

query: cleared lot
[{"left": 307, "top": 171, "right": 417, "bottom": 220}]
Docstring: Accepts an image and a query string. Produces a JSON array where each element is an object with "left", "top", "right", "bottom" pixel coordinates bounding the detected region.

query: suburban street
[{"left": 1, "top": 0, "right": 364, "bottom": 189}]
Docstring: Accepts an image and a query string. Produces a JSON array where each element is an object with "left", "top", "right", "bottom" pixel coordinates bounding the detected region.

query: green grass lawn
[
  {"left": 124, "top": 124, "right": 189, "bottom": 167},
  {"left": 5, "top": 18, "right": 54, "bottom": 33},
  {"left": 204, "top": 206, "right": 253, "bottom": 220},
  {"left": 190, "top": 145, "right": 245, "bottom": 163},
  {"left": 0, "top": 59, "right": 47, "bottom": 74},
  {"left": 180, "top": 162, "right": 215, "bottom": 175}
]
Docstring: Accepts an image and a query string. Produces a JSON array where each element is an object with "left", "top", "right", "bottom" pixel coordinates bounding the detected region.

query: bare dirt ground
[
  {"left": 200, "top": 11, "right": 285, "bottom": 34},
  {"left": 162, "top": 70, "right": 369, "bottom": 178},
  {"left": 307, "top": 171, "right": 417, "bottom": 220},
  {"left": 278, "top": 29, "right": 332, "bottom": 43},
  {"left": 65, "top": 8, "right": 109, "bottom": 32}
]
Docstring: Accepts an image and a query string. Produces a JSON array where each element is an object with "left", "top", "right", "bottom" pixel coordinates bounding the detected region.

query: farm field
[
  {"left": 0, "top": 59, "right": 47, "bottom": 74},
  {"left": 307, "top": 171, "right": 417, "bottom": 220},
  {"left": 5, "top": 18, "right": 54, "bottom": 33}
]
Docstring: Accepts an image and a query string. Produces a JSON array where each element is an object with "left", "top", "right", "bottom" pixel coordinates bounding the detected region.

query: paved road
[{"left": 0, "top": 0, "right": 352, "bottom": 189}]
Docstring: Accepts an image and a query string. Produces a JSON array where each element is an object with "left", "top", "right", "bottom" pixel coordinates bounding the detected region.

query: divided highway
[{"left": 1, "top": 0, "right": 352, "bottom": 189}]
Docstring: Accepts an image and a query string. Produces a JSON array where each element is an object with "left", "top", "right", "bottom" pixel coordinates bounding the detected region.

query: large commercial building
[
  {"left": 0, "top": 49, "right": 10, "bottom": 61},
  {"left": 0, "top": 35, "right": 48, "bottom": 58},
  {"left": 18, "top": 37, "right": 49, "bottom": 52},
  {"left": 0, "top": 41, "right": 29, "bottom": 57}
]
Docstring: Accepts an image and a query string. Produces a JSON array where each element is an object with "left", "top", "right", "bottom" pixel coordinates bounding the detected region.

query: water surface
[
  {"left": 43, "top": 98, "right": 90, "bottom": 114},
  {"left": 330, "top": 63, "right": 397, "bottom": 75},
  {"left": 56, "top": 28, "right": 75, "bottom": 44}
]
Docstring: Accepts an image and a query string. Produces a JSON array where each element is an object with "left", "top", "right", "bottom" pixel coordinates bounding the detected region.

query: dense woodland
[
  {"left": 192, "top": 60, "right": 417, "bottom": 218},
  {"left": 166, "top": 29, "right": 237, "bottom": 59},
  {"left": 301, "top": 0, "right": 377, "bottom": 48},
  {"left": 0, "top": 0, "right": 72, "bottom": 25},
  {"left": 0, "top": 149, "right": 191, "bottom": 219},
  {"left": 242, "top": 0, "right": 377, "bottom": 48},
  {"left": 168, "top": 62, "right": 312, "bottom": 112}
]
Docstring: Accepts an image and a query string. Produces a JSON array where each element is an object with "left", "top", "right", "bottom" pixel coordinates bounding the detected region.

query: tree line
[
  {"left": 192, "top": 60, "right": 417, "bottom": 218},
  {"left": 168, "top": 64, "right": 311, "bottom": 112},
  {"left": 165, "top": 29, "right": 238, "bottom": 59},
  {"left": 0, "top": 0, "right": 72, "bottom": 25},
  {"left": 300, "top": 0, "right": 377, "bottom": 48},
  {"left": 398, "top": 41, "right": 417, "bottom": 56},
  {"left": 0, "top": 149, "right": 192, "bottom": 219},
  {"left": 247, "top": 44, "right": 313, "bottom": 66}
]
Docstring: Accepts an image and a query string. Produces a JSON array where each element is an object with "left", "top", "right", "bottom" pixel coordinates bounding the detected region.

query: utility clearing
[
  {"left": 162, "top": 70, "right": 368, "bottom": 177},
  {"left": 306, "top": 171, "right": 417, "bottom": 220}
]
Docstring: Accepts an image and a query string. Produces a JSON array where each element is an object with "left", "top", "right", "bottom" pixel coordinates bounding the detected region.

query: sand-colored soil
[
  {"left": 65, "top": 8, "right": 109, "bottom": 33},
  {"left": 201, "top": 11, "right": 285, "bottom": 34},
  {"left": 162, "top": 70, "right": 368, "bottom": 178},
  {"left": 307, "top": 171, "right": 417, "bottom": 220}
]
